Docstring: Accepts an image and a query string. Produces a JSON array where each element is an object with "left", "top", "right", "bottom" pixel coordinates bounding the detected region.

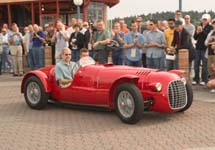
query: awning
[{"left": 0, "top": 0, "right": 37, "bottom": 4}]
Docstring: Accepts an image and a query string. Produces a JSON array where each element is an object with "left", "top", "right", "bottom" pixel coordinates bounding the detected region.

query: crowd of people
[{"left": 0, "top": 10, "right": 215, "bottom": 92}]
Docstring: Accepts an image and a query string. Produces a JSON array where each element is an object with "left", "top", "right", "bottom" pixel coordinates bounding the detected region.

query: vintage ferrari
[{"left": 21, "top": 57, "right": 193, "bottom": 124}]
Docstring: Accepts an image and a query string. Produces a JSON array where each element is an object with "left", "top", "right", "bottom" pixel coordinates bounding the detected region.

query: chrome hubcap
[
  {"left": 117, "top": 91, "right": 135, "bottom": 118},
  {"left": 27, "top": 82, "right": 41, "bottom": 105}
]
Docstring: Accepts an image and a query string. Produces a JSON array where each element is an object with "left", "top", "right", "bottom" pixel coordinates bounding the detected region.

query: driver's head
[
  {"left": 80, "top": 48, "right": 89, "bottom": 58},
  {"left": 61, "top": 48, "right": 71, "bottom": 63}
]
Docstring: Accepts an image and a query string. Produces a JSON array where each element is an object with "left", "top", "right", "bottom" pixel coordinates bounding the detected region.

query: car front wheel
[
  {"left": 179, "top": 82, "right": 193, "bottom": 112},
  {"left": 115, "top": 83, "right": 144, "bottom": 124},
  {"left": 24, "top": 76, "right": 48, "bottom": 109}
]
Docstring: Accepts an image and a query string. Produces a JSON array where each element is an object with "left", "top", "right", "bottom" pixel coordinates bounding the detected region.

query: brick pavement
[{"left": 0, "top": 74, "right": 215, "bottom": 150}]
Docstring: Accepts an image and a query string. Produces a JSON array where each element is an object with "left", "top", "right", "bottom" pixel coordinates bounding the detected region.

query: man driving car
[{"left": 55, "top": 47, "right": 78, "bottom": 87}]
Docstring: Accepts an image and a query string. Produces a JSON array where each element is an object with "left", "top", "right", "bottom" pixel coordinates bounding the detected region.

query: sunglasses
[
  {"left": 65, "top": 53, "right": 71, "bottom": 56},
  {"left": 149, "top": 24, "right": 154, "bottom": 26}
]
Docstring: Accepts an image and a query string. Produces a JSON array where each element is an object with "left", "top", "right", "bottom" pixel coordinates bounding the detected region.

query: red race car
[{"left": 21, "top": 57, "right": 193, "bottom": 124}]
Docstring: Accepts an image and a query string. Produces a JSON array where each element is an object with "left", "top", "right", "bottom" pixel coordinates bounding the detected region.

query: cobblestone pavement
[{"left": 0, "top": 74, "right": 215, "bottom": 150}]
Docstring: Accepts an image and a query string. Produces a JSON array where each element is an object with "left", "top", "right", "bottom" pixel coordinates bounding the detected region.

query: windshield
[{"left": 79, "top": 56, "right": 96, "bottom": 67}]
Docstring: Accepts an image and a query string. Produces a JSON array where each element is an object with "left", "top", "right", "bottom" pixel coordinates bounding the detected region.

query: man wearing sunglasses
[
  {"left": 175, "top": 10, "right": 185, "bottom": 25},
  {"left": 145, "top": 19, "right": 166, "bottom": 70},
  {"left": 55, "top": 47, "right": 78, "bottom": 88}
]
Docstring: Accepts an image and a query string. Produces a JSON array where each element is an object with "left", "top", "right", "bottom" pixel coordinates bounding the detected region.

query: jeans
[
  {"left": 166, "top": 55, "right": 178, "bottom": 71},
  {"left": 142, "top": 53, "right": 146, "bottom": 67},
  {"left": 0, "top": 54, "right": 2, "bottom": 75},
  {"left": 28, "top": 48, "right": 35, "bottom": 70},
  {"left": 1, "top": 46, "right": 13, "bottom": 72},
  {"left": 112, "top": 49, "right": 123, "bottom": 65},
  {"left": 72, "top": 49, "right": 80, "bottom": 62},
  {"left": 146, "top": 57, "right": 165, "bottom": 70},
  {"left": 126, "top": 58, "right": 142, "bottom": 67},
  {"left": 89, "top": 50, "right": 94, "bottom": 58},
  {"left": 193, "top": 50, "right": 208, "bottom": 83},
  {"left": 166, "top": 59, "right": 175, "bottom": 71},
  {"left": 10, "top": 45, "right": 23, "bottom": 75},
  {"left": 32, "top": 47, "right": 44, "bottom": 69},
  {"left": 93, "top": 49, "right": 108, "bottom": 64}
]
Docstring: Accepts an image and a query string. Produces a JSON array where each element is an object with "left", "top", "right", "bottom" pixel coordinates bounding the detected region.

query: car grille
[{"left": 168, "top": 80, "right": 187, "bottom": 109}]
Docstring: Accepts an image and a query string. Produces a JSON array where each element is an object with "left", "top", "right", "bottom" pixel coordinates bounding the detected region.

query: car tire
[
  {"left": 115, "top": 83, "right": 144, "bottom": 124},
  {"left": 24, "top": 76, "right": 49, "bottom": 109},
  {"left": 179, "top": 82, "right": 193, "bottom": 112}
]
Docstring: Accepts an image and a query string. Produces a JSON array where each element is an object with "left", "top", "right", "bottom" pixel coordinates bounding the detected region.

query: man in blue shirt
[
  {"left": 124, "top": 20, "right": 144, "bottom": 67},
  {"left": 31, "top": 24, "right": 45, "bottom": 69},
  {"left": 145, "top": 19, "right": 166, "bottom": 70}
]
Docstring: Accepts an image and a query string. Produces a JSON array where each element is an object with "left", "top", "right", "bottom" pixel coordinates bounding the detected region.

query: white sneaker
[
  {"left": 210, "top": 89, "right": 215, "bottom": 93},
  {"left": 200, "top": 81, "right": 206, "bottom": 86},
  {"left": 192, "top": 81, "right": 197, "bottom": 85}
]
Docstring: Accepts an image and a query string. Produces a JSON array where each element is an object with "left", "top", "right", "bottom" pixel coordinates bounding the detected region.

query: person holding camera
[
  {"left": 31, "top": 24, "right": 45, "bottom": 69},
  {"left": 205, "top": 20, "right": 215, "bottom": 90},
  {"left": 110, "top": 22, "right": 124, "bottom": 65},
  {"left": 69, "top": 24, "right": 84, "bottom": 62},
  {"left": 52, "top": 21, "right": 69, "bottom": 63},
  {"left": 193, "top": 14, "right": 213, "bottom": 86},
  {"left": 8, "top": 23, "right": 23, "bottom": 76}
]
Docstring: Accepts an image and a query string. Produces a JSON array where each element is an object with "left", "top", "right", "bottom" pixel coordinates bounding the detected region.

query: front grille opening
[{"left": 168, "top": 80, "right": 187, "bottom": 109}]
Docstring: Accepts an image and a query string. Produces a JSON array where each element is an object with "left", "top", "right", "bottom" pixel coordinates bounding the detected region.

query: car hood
[{"left": 100, "top": 64, "right": 158, "bottom": 75}]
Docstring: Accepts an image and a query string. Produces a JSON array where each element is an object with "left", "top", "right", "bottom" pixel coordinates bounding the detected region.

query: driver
[{"left": 55, "top": 47, "right": 78, "bottom": 88}]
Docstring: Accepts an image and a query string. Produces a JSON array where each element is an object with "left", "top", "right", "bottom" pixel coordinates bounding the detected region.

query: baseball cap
[
  {"left": 201, "top": 14, "right": 211, "bottom": 20},
  {"left": 175, "top": 20, "right": 183, "bottom": 26}
]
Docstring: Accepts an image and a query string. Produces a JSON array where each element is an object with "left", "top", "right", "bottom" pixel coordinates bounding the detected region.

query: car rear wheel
[
  {"left": 179, "top": 82, "right": 193, "bottom": 112},
  {"left": 24, "top": 76, "right": 48, "bottom": 109},
  {"left": 115, "top": 83, "right": 144, "bottom": 124}
]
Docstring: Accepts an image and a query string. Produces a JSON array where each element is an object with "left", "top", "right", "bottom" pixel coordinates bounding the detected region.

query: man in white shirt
[
  {"left": 52, "top": 22, "right": 69, "bottom": 63},
  {"left": 0, "top": 28, "right": 13, "bottom": 73}
]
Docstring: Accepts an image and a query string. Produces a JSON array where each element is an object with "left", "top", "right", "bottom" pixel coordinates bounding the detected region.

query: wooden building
[{"left": 0, "top": 0, "right": 119, "bottom": 27}]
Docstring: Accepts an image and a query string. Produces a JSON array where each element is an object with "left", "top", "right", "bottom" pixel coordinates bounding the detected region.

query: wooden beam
[
  {"left": 31, "top": 2, "right": 35, "bottom": 24},
  {"left": 7, "top": 4, "right": 12, "bottom": 27},
  {"left": 39, "top": 0, "right": 41, "bottom": 25},
  {"left": 56, "top": 0, "right": 60, "bottom": 18}
]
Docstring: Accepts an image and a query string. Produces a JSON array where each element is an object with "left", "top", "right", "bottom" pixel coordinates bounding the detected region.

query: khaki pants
[
  {"left": 10, "top": 45, "right": 23, "bottom": 75},
  {"left": 55, "top": 50, "right": 62, "bottom": 64},
  {"left": 208, "top": 55, "right": 215, "bottom": 79}
]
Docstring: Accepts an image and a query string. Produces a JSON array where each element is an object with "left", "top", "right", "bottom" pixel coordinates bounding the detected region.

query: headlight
[
  {"left": 181, "top": 77, "right": 187, "bottom": 85},
  {"left": 155, "top": 82, "right": 162, "bottom": 92},
  {"left": 148, "top": 82, "right": 163, "bottom": 92}
]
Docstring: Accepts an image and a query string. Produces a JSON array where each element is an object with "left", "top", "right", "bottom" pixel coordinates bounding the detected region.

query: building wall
[{"left": 0, "top": 0, "right": 119, "bottom": 27}]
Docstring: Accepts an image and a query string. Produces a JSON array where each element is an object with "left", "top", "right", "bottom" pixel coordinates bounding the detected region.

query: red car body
[{"left": 21, "top": 62, "right": 193, "bottom": 124}]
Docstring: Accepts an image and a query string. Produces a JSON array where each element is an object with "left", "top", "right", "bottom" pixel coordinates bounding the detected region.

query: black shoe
[{"left": 13, "top": 74, "right": 18, "bottom": 77}]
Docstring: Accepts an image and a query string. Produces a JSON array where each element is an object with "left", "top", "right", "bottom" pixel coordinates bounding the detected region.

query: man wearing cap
[
  {"left": 171, "top": 20, "right": 195, "bottom": 70},
  {"left": 193, "top": 14, "right": 213, "bottom": 86}
]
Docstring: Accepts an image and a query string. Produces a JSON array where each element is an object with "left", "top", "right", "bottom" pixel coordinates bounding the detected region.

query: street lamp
[
  {"left": 73, "top": 0, "right": 83, "bottom": 19},
  {"left": 179, "top": 0, "right": 182, "bottom": 11}
]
